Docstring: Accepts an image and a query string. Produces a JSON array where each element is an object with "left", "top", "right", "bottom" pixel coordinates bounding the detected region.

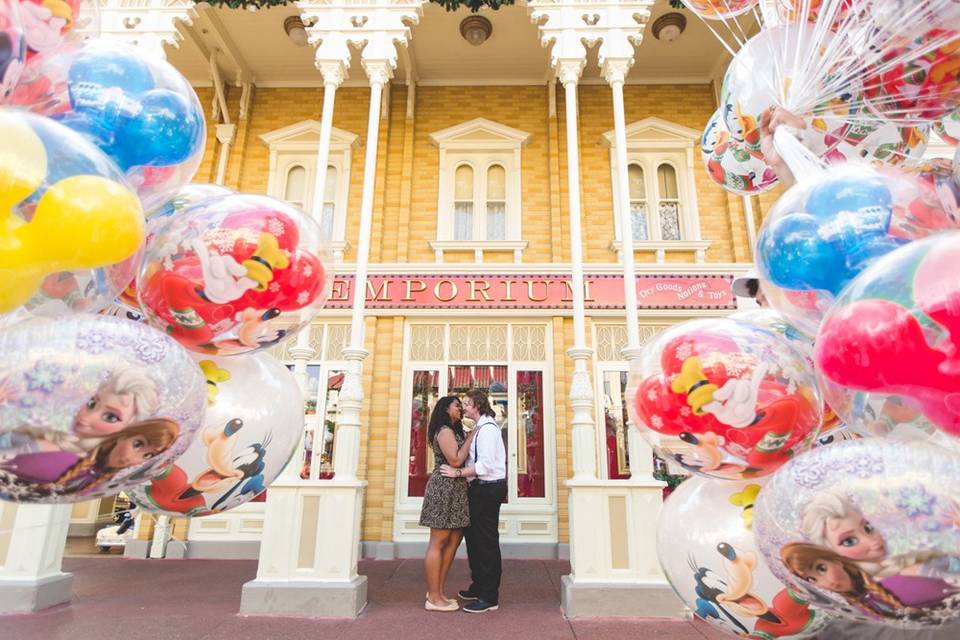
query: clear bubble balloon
[
  {"left": 627, "top": 318, "right": 822, "bottom": 481},
  {"left": 10, "top": 38, "right": 206, "bottom": 205},
  {"left": 815, "top": 232, "right": 960, "bottom": 440},
  {"left": 0, "top": 108, "right": 144, "bottom": 328},
  {"left": 756, "top": 163, "right": 955, "bottom": 336},
  {"left": 658, "top": 475, "right": 831, "bottom": 638},
  {"left": 754, "top": 439, "right": 960, "bottom": 628},
  {"left": 0, "top": 315, "right": 205, "bottom": 503},
  {"left": 138, "top": 193, "right": 331, "bottom": 357},
  {"left": 129, "top": 352, "right": 302, "bottom": 517}
]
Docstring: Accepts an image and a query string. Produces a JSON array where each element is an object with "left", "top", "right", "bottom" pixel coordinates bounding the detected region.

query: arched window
[
  {"left": 628, "top": 164, "right": 648, "bottom": 241},
  {"left": 657, "top": 163, "right": 681, "bottom": 241},
  {"left": 486, "top": 164, "right": 506, "bottom": 241},
  {"left": 284, "top": 164, "right": 307, "bottom": 210},
  {"left": 453, "top": 164, "right": 474, "bottom": 241}
]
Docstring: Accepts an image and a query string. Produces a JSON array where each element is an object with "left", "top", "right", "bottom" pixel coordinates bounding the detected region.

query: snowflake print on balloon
[
  {"left": 895, "top": 486, "right": 937, "bottom": 517},
  {"left": 24, "top": 363, "right": 64, "bottom": 393},
  {"left": 76, "top": 329, "right": 110, "bottom": 354}
]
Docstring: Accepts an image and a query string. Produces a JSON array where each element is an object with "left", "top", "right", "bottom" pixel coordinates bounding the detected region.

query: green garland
[
  {"left": 205, "top": 0, "right": 514, "bottom": 11},
  {"left": 653, "top": 467, "right": 689, "bottom": 491},
  {"left": 669, "top": 0, "right": 688, "bottom": 8}
]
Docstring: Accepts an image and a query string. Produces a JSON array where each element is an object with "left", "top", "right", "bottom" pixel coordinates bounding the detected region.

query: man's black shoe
[
  {"left": 463, "top": 599, "right": 498, "bottom": 613},
  {"left": 457, "top": 589, "right": 479, "bottom": 600}
]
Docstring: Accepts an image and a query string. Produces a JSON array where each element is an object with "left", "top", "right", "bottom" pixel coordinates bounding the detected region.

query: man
[
  {"left": 440, "top": 388, "right": 506, "bottom": 613},
  {"left": 733, "top": 270, "right": 767, "bottom": 307}
]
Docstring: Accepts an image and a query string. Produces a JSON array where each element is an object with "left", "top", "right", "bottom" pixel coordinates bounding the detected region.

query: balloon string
[{"left": 774, "top": 126, "right": 825, "bottom": 184}]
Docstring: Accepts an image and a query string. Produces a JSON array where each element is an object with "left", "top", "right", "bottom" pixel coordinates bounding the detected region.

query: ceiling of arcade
[{"left": 163, "top": 0, "right": 742, "bottom": 88}]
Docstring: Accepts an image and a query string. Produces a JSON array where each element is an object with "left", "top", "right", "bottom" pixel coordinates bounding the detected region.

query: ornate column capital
[
  {"left": 557, "top": 59, "right": 585, "bottom": 88},
  {"left": 602, "top": 58, "right": 633, "bottom": 86},
  {"left": 362, "top": 59, "right": 392, "bottom": 88},
  {"left": 215, "top": 123, "right": 236, "bottom": 146},
  {"left": 317, "top": 61, "right": 348, "bottom": 88}
]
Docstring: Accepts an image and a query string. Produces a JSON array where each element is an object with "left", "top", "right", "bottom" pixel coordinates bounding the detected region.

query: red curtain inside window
[
  {"left": 407, "top": 370, "right": 439, "bottom": 497},
  {"left": 516, "top": 370, "right": 545, "bottom": 498}
]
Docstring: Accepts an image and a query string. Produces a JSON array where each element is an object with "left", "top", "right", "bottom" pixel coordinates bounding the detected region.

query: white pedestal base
[{"left": 240, "top": 575, "right": 367, "bottom": 618}]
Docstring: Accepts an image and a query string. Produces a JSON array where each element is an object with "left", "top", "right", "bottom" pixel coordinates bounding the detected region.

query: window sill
[
  {"left": 326, "top": 240, "right": 350, "bottom": 263},
  {"left": 608, "top": 240, "right": 712, "bottom": 264},
  {"left": 428, "top": 240, "right": 528, "bottom": 264}
]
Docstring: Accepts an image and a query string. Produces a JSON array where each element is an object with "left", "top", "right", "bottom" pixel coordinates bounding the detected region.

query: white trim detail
[
  {"left": 428, "top": 240, "right": 529, "bottom": 264},
  {"left": 602, "top": 117, "right": 703, "bottom": 251},
  {"left": 261, "top": 120, "right": 359, "bottom": 261},
  {"left": 608, "top": 240, "right": 712, "bottom": 264}
]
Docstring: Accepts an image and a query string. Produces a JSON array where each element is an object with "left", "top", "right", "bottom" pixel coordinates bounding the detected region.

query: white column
[
  {"left": 558, "top": 63, "right": 597, "bottom": 482},
  {"left": 310, "top": 63, "right": 347, "bottom": 226},
  {"left": 0, "top": 502, "right": 72, "bottom": 613},
  {"left": 214, "top": 123, "right": 236, "bottom": 186}
]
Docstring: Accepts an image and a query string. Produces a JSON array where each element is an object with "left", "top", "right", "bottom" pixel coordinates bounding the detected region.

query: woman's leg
[
  {"left": 425, "top": 528, "right": 451, "bottom": 604},
  {"left": 438, "top": 528, "right": 463, "bottom": 599}
]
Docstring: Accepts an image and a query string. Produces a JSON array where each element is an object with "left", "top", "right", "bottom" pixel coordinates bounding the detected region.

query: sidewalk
[{"left": 0, "top": 556, "right": 724, "bottom": 640}]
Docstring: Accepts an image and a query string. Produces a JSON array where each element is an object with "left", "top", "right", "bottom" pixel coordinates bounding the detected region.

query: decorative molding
[
  {"left": 429, "top": 117, "right": 532, "bottom": 149},
  {"left": 600, "top": 117, "right": 702, "bottom": 149},
  {"left": 428, "top": 240, "right": 528, "bottom": 264},
  {"left": 609, "top": 240, "right": 712, "bottom": 264},
  {"left": 94, "top": 0, "right": 198, "bottom": 59},
  {"left": 259, "top": 119, "right": 359, "bottom": 150}
]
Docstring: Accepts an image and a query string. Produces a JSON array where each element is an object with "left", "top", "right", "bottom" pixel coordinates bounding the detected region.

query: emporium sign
[{"left": 325, "top": 274, "right": 735, "bottom": 310}]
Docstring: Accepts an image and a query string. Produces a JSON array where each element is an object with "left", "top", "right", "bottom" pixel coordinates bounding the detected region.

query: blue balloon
[
  {"left": 67, "top": 46, "right": 154, "bottom": 105},
  {"left": 759, "top": 213, "right": 849, "bottom": 293},
  {"left": 805, "top": 173, "right": 892, "bottom": 218},
  {"left": 117, "top": 89, "right": 205, "bottom": 169}
]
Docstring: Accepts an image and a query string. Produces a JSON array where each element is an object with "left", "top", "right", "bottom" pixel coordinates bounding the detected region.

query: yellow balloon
[
  {"left": 23, "top": 175, "right": 145, "bottom": 268},
  {"left": 0, "top": 111, "right": 46, "bottom": 214}
]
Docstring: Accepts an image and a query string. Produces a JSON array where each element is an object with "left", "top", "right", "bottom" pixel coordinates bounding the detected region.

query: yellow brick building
[{"left": 69, "top": 0, "right": 770, "bottom": 618}]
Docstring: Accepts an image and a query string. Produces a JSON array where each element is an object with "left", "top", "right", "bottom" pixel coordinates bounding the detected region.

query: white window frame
[
  {"left": 603, "top": 117, "right": 711, "bottom": 262},
  {"left": 429, "top": 118, "right": 530, "bottom": 262},
  {"left": 261, "top": 120, "right": 358, "bottom": 261}
]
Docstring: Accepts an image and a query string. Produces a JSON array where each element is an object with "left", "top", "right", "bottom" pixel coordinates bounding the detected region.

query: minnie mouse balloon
[
  {"left": 137, "top": 193, "right": 331, "bottom": 356},
  {"left": 0, "top": 0, "right": 24, "bottom": 100},
  {"left": 627, "top": 318, "right": 822, "bottom": 481},
  {"left": 129, "top": 352, "right": 302, "bottom": 517},
  {"left": 658, "top": 475, "right": 830, "bottom": 638},
  {"left": 0, "top": 315, "right": 205, "bottom": 503},
  {"left": 754, "top": 439, "right": 960, "bottom": 628},
  {"left": 19, "top": 0, "right": 98, "bottom": 60},
  {"left": 816, "top": 232, "right": 960, "bottom": 440},
  {"left": 10, "top": 38, "right": 205, "bottom": 204}
]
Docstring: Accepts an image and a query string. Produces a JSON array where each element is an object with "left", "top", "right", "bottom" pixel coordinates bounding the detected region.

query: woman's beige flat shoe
[
  {"left": 425, "top": 598, "right": 459, "bottom": 612},
  {"left": 426, "top": 592, "right": 456, "bottom": 605}
]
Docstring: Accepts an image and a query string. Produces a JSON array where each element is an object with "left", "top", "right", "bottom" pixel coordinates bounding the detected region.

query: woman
[{"left": 419, "top": 396, "right": 476, "bottom": 612}]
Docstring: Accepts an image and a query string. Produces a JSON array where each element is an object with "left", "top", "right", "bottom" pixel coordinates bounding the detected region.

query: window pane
[
  {"left": 454, "top": 202, "right": 473, "bottom": 241},
  {"left": 448, "top": 365, "right": 509, "bottom": 504},
  {"left": 628, "top": 164, "right": 645, "bottom": 199},
  {"left": 321, "top": 202, "right": 335, "bottom": 241},
  {"left": 455, "top": 165, "right": 474, "bottom": 200},
  {"left": 517, "top": 370, "right": 545, "bottom": 498},
  {"left": 657, "top": 164, "right": 678, "bottom": 199},
  {"left": 486, "top": 164, "right": 506, "bottom": 200},
  {"left": 630, "top": 203, "right": 648, "bottom": 241},
  {"left": 284, "top": 165, "right": 307, "bottom": 204},
  {"left": 323, "top": 165, "right": 337, "bottom": 201},
  {"left": 317, "top": 370, "right": 344, "bottom": 480},
  {"left": 602, "top": 370, "right": 631, "bottom": 480},
  {"left": 659, "top": 202, "right": 681, "bottom": 241},
  {"left": 407, "top": 370, "right": 440, "bottom": 497},
  {"left": 486, "top": 202, "right": 506, "bottom": 241},
  {"left": 290, "top": 365, "right": 322, "bottom": 480}
]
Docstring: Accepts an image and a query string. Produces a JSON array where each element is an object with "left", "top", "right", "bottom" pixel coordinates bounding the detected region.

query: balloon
[
  {"left": 756, "top": 164, "right": 955, "bottom": 336},
  {"left": 117, "top": 184, "right": 235, "bottom": 310},
  {"left": 754, "top": 439, "right": 960, "bottom": 628},
  {"left": 0, "top": 315, "right": 206, "bottom": 503},
  {"left": 10, "top": 38, "right": 206, "bottom": 204},
  {"left": 934, "top": 108, "right": 960, "bottom": 146},
  {"left": 702, "top": 108, "right": 779, "bottom": 195},
  {"left": 627, "top": 318, "right": 822, "bottom": 481},
  {"left": 19, "top": 0, "right": 97, "bottom": 60},
  {"left": 815, "top": 232, "right": 960, "bottom": 439},
  {"left": 0, "top": 108, "right": 144, "bottom": 325},
  {"left": 657, "top": 475, "right": 830, "bottom": 638},
  {"left": 0, "top": 0, "right": 24, "bottom": 100},
  {"left": 129, "top": 353, "right": 302, "bottom": 517},
  {"left": 822, "top": 121, "right": 930, "bottom": 167},
  {"left": 138, "top": 193, "right": 331, "bottom": 357}
]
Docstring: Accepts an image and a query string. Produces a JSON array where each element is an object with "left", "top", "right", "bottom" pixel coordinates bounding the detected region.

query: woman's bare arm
[{"left": 436, "top": 427, "right": 476, "bottom": 468}]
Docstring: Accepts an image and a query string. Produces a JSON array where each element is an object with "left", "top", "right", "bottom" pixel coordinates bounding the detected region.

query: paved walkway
[{"left": 0, "top": 556, "right": 725, "bottom": 640}]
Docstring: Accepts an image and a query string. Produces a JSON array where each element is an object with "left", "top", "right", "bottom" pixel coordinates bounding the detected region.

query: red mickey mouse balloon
[
  {"left": 627, "top": 319, "right": 822, "bottom": 481},
  {"left": 137, "top": 193, "right": 331, "bottom": 357}
]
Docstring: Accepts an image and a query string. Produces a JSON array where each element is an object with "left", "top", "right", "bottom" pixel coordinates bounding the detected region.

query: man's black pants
[{"left": 465, "top": 480, "right": 507, "bottom": 603}]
